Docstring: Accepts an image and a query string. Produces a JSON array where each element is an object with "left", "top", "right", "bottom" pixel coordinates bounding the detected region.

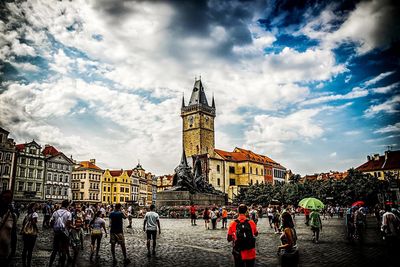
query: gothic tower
[{"left": 181, "top": 79, "right": 216, "bottom": 158}]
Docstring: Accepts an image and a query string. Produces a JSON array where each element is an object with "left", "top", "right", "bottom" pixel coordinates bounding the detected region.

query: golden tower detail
[{"left": 181, "top": 79, "right": 216, "bottom": 158}]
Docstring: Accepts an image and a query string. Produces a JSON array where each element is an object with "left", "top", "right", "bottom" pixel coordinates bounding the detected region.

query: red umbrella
[
  {"left": 351, "top": 201, "right": 364, "bottom": 207},
  {"left": 385, "top": 201, "right": 393, "bottom": 205}
]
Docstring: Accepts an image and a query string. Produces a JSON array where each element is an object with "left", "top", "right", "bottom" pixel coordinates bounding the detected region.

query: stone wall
[{"left": 156, "top": 190, "right": 225, "bottom": 207}]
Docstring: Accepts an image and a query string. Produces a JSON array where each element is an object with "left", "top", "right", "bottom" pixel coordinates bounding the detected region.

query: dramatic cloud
[
  {"left": 364, "top": 95, "right": 400, "bottom": 117},
  {"left": 374, "top": 123, "right": 400, "bottom": 134}
]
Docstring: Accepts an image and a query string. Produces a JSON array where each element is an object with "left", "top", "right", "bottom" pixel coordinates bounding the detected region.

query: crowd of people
[{"left": 1, "top": 188, "right": 400, "bottom": 267}]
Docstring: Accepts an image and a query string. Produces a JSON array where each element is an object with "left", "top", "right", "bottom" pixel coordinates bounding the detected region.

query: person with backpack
[
  {"left": 221, "top": 207, "right": 228, "bottom": 229},
  {"left": 227, "top": 204, "right": 258, "bottom": 267},
  {"left": 354, "top": 207, "right": 366, "bottom": 242},
  {"left": 49, "top": 200, "right": 72, "bottom": 267},
  {"left": 21, "top": 203, "right": 39, "bottom": 267},
  {"left": 309, "top": 209, "right": 322, "bottom": 243},
  {"left": 69, "top": 216, "right": 84, "bottom": 267},
  {"left": 210, "top": 207, "right": 218, "bottom": 230}
]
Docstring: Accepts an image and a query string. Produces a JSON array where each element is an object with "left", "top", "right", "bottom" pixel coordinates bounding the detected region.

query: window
[
  {"left": 30, "top": 149, "right": 36, "bottom": 155},
  {"left": 80, "top": 192, "right": 84, "bottom": 200},
  {"left": 229, "top": 179, "right": 236, "bottom": 186},
  {"left": 3, "top": 165, "right": 10, "bottom": 175},
  {"left": 229, "top": 166, "right": 235, "bottom": 174},
  {"left": 0, "top": 152, "right": 2, "bottom": 160},
  {"left": 46, "top": 186, "right": 51, "bottom": 195},
  {"left": 29, "top": 159, "right": 35, "bottom": 166},
  {"left": 242, "top": 167, "right": 245, "bottom": 174},
  {"left": 108, "top": 187, "right": 110, "bottom": 192},
  {"left": 21, "top": 157, "right": 26, "bottom": 164},
  {"left": 59, "top": 175, "right": 63, "bottom": 182},
  {"left": 27, "top": 182, "right": 33, "bottom": 191},
  {"left": 38, "top": 160, "right": 43, "bottom": 167},
  {"left": 54, "top": 174, "right": 58, "bottom": 181},
  {"left": 37, "top": 170, "right": 42, "bottom": 179},
  {"left": 65, "top": 175, "right": 69, "bottom": 183},
  {"left": 256, "top": 168, "right": 258, "bottom": 175},
  {"left": 121, "top": 187, "right": 124, "bottom": 193},
  {"left": 103, "top": 196, "right": 106, "bottom": 202},
  {"left": 114, "top": 187, "right": 117, "bottom": 192},
  {"left": 217, "top": 178, "right": 220, "bottom": 186},
  {"left": 120, "top": 197, "right": 124, "bottom": 202},
  {"left": 48, "top": 173, "right": 52, "bottom": 181},
  {"left": 261, "top": 169, "right": 263, "bottom": 176},
  {"left": 250, "top": 167, "right": 253, "bottom": 174},
  {"left": 81, "top": 182, "right": 84, "bottom": 189},
  {"left": 5, "top": 153, "right": 11, "bottom": 161},
  {"left": 217, "top": 165, "right": 220, "bottom": 173},
  {"left": 36, "top": 183, "right": 41, "bottom": 192},
  {"left": 28, "top": 169, "right": 34, "bottom": 178},
  {"left": 18, "top": 182, "right": 24, "bottom": 191},
  {"left": 113, "top": 196, "right": 116, "bottom": 202},
  {"left": 19, "top": 167, "right": 25, "bottom": 177},
  {"left": 104, "top": 186, "right": 106, "bottom": 191}
]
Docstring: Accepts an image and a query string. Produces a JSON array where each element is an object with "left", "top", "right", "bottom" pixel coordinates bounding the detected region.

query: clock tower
[{"left": 181, "top": 78, "right": 216, "bottom": 158}]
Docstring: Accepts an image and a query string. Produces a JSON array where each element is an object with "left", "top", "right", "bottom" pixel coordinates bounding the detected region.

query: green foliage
[{"left": 234, "top": 169, "right": 388, "bottom": 206}]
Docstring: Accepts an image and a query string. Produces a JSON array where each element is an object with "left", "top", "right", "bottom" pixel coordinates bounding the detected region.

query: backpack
[
  {"left": 235, "top": 219, "right": 256, "bottom": 251},
  {"left": 53, "top": 210, "right": 68, "bottom": 234},
  {"left": 21, "top": 214, "right": 38, "bottom": 236}
]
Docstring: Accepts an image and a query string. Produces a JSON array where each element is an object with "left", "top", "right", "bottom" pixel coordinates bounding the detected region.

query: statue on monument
[{"left": 169, "top": 149, "right": 222, "bottom": 195}]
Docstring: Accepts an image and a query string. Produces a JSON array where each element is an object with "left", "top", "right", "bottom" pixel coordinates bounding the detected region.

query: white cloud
[
  {"left": 9, "top": 62, "right": 39, "bottom": 72},
  {"left": 299, "top": 0, "right": 400, "bottom": 54},
  {"left": 345, "top": 130, "right": 361, "bottom": 136},
  {"left": 364, "top": 71, "right": 395, "bottom": 87},
  {"left": 370, "top": 82, "right": 400, "bottom": 94},
  {"left": 374, "top": 123, "right": 400, "bottom": 134},
  {"left": 364, "top": 95, "right": 400, "bottom": 117},
  {"left": 329, "top": 152, "right": 337, "bottom": 158},
  {"left": 301, "top": 87, "right": 368, "bottom": 106}
]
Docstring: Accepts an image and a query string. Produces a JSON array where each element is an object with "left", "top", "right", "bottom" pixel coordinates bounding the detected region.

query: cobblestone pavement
[{"left": 9, "top": 214, "right": 393, "bottom": 267}]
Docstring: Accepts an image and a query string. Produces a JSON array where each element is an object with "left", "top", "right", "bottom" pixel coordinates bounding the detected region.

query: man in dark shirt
[{"left": 109, "top": 203, "right": 130, "bottom": 265}]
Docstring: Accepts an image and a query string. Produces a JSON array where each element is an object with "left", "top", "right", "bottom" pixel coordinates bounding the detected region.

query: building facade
[
  {"left": 0, "top": 127, "right": 16, "bottom": 193},
  {"left": 356, "top": 150, "right": 400, "bottom": 180},
  {"left": 43, "top": 145, "right": 74, "bottom": 202},
  {"left": 14, "top": 141, "right": 45, "bottom": 202},
  {"left": 157, "top": 174, "right": 173, "bottom": 192},
  {"left": 101, "top": 169, "right": 131, "bottom": 204},
  {"left": 130, "top": 171, "right": 139, "bottom": 203},
  {"left": 181, "top": 79, "right": 287, "bottom": 202},
  {"left": 71, "top": 159, "right": 102, "bottom": 203}
]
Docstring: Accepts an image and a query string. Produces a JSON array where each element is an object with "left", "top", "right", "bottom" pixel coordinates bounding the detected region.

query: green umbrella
[{"left": 299, "top": 197, "right": 325, "bottom": 210}]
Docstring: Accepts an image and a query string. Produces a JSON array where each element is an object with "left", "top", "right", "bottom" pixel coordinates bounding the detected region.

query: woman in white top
[{"left": 89, "top": 211, "right": 107, "bottom": 261}]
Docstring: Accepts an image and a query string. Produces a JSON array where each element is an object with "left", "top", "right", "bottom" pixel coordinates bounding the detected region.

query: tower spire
[
  {"left": 182, "top": 92, "right": 185, "bottom": 108},
  {"left": 212, "top": 92, "right": 215, "bottom": 108},
  {"left": 180, "top": 147, "right": 189, "bottom": 167}
]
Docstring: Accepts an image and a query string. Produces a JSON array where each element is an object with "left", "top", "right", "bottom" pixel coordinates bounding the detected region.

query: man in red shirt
[
  {"left": 227, "top": 204, "right": 258, "bottom": 267},
  {"left": 189, "top": 203, "right": 197, "bottom": 226}
]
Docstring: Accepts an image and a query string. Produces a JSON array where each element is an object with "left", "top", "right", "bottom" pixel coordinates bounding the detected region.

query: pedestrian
[
  {"left": 49, "top": 200, "right": 72, "bottom": 267},
  {"left": 109, "top": 203, "right": 130, "bottom": 265},
  {"left": 249, "top": 205, "right": 258, "bottom": 225},
  {"left": 227, "top": 204, "right": 258, "bottom": 267},
  {"left": 210, "top": 208, "right": 218, "bottom": 230},
  {"left": 190, "top": 203, "right": 197, "bottom": 226},
  {"left": 221, "top": 207, "right": 228, "bottom": 229},
  {"left": 127, "top": 205, "right": 133, "bottom": 228},
  {"left": 84, "top": 205, "right": 94, "bottom": 235},
  {"left": 381, "top": 206, "right": 399, "bottom": 247},
  {"left": 309, "top": 209, "right": 322, "bottom": 243},
  {"left": 42, "top": 201, "right": 52, "bottom": 229},
  {"left": 304, "top": 208, "right": 310, "bottom": 226},
  {"left": 273, "top": 208, "right": 281, "bottom": 234},
  {"left": 90, "top": 211, "right": 107, "bottom": 261},
  {"left": 143, "top": 204, "right": 161, "bottom": 257},
  {"left": 203, "top": 207, "right": 210, "bottom": 230},
  {"left": 69, "top": 216, "right": 84, "bottom": 267},
  {"left": 278, "top": 211, "right": 298, "bottom": 267},
  {"left": 267, "top": 206, "right": 273, "bottom": 228},
  {"left": 21, "top": 203, "right": 39, "bottom": 267},
  {"left": 345, "top": 207, "right": 355, "bottom": 242},
  {"left": 354, "top": 207, "right": 366, "bottom": 242}
]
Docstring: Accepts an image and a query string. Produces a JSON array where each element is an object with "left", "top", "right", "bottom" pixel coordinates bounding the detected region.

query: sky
[{"left": 0, "top": 0, "right": 399, "bottom": 176}]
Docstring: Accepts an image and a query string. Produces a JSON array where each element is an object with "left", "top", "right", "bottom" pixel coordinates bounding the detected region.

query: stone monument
[{"left": 156, "top": 149, "right": 225, "bottom": 207}]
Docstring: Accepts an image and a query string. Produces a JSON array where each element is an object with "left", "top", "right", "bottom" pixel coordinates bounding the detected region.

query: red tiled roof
[
  {"left": 356, "top": 150, "right": 400, "bottom": 171},
  {"left": 214, "top": 147, "right": 284, "bottom": 168},
  {"left": 109, "top": 170, "right": 124, "bottom": 177},
  {"left": 16, "top": 144, "right": 25, "bottom": 151},
  {"left": 79, "top": 161, "right": 101, "bottom": 170},
  {"left": 127, "top": 170, "right": 133, "bottom": 177},
  {"left": 42, "top": 145, "right": 59, "bottom": 156}
]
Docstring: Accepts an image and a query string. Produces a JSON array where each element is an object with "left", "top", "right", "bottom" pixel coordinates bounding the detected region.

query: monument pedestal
[{"left": 156, "top": 190, "right": 225, "bottom": 207}]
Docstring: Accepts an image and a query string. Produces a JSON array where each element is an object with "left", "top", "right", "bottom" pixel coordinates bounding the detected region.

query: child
[{"left": 69, "top": 218, "right": 84, "bottom": 266}]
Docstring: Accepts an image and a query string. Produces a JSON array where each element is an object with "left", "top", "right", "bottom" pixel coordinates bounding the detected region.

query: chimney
[
  {"left": 367, "top": 155, "right": 371, "bottom": 161},
  {"left": 385, "top": 150, "right": 390, "bottom": 161},
  {"left": 90, "top": 159, "right": 96, "bottom": 164}
]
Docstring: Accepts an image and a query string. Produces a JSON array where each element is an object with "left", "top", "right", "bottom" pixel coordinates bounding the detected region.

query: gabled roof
[
  {"left": 42, "top": 145, "right": 59, "bottom": 156},
  {"left": 214, "top": 147, "right": 285, "bottom": 168},
  {"left": 78, "top": 161, "right": 102, "bottom": 170},
  {"left": 356, "top": 150, "right": 400, "bottom": 171},
  {"left": 188, "top": 79, "right": 209, "bottom": 106},
  {"left": 16, "top": 140, "right": 41, "bottom": 151},
  {"left": 109, "top": 170, "right": 124, "bottom": 177},
  {"left": 16, "top": 144, "right": 25, "bottom": 151},
  {"left": 0, "top": 127, "right": 10, "bottom": 134}
]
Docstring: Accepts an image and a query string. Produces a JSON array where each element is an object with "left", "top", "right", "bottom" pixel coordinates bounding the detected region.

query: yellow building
[
  {"left": 181, "top": 79, "right": 287, "bottom": 202},
  {"left": 157, "top": 174, "right": 173, "bottom": 192},
  {"left": 71, "top": 159, "right": 102, "bottom": 203},
  {"left": 356, "top": 150, "right": 400, "bottom": 180},
  {"left": 101, "top": 169, "right": 131, "bottom": 204}
]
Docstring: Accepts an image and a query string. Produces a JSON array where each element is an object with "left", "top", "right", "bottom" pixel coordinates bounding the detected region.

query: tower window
[{"left": 217, "top": 165, "right": 220, "bottom": 173}]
